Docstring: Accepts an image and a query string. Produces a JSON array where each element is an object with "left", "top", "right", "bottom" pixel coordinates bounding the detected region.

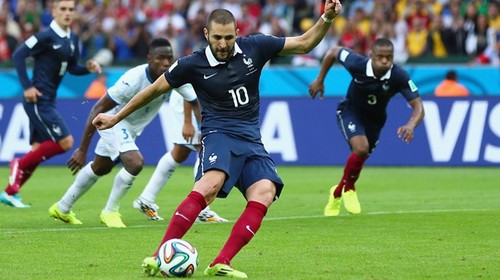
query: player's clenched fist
[
  {"left": 92, "top": 113, "right": 118, "bottom": 130},
  {"left": 323, "top": 0, "right": 343, "bottom": 20}
]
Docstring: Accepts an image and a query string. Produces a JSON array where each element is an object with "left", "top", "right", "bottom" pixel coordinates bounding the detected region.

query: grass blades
[{"left": 0, "top": 166, "right": 499, "bottom": 279}]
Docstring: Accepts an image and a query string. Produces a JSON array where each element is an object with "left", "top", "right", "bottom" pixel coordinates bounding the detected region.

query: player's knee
[
  {"left": 171, "top": 145, "right": 191, "bottom": 163},
  {"left": 246, "top": 180, "right": 276, "bottom": 207},
  {"left": 59, "top": 136, "right": 74, "bottom": 151},
  {"left": 124, "top": 160, "right": 144, "bottom": 176},
  {"left": 353, "top": 149, "right": 369, "bottom": 158},
  {"left": 352, "top": 144, "right": 370, "bottom": 157},
  {"left": 91, "top": 162, "right": 113, "bottom": 176}
]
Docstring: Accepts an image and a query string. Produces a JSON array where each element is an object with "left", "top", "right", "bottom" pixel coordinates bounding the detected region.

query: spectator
[
  {"left": 472, "top": 32, "right": 500, "bottom": 66},
  {"left": 84, "top": 73, "right": 107, "bottom": 99},
  {"left": 465, "top": 14, "right": 492, "bottom": 56},
  {"left": 487, "top": 2, "right": 499, "bottom": 30},
  {"left": 339, "top": 18, "right": 367, "bottom": 55},
  {"left": 427, "top": 14, "right": 448, "bottom": 58},
  {"left": 0, "top": 16, "right": 17, "bottom": 61},
  {"left": 434, "top": 70, "right": 470, "bottom": 97},
  {"left": 407, "top": 17, "right": 429, "bottom": 58}
]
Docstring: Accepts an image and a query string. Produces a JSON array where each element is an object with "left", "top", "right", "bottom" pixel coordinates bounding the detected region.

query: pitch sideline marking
[{"left": 1, "top": 208, "right": 497, "bottom": 234}]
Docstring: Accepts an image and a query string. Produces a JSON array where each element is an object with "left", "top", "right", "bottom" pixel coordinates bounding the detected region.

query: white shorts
[
  {"left": 165, "top": 91, "right": 200, "bottom": 151},
  {"left": 95, "top": 123, "right": 138, "bottom": 161}
]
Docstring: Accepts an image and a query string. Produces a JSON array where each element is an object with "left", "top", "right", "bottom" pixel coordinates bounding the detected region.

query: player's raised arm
[
  {"left": 279, "top": 0, "right": 342, "bottom": 55},
  {"left": 92, "top": 74, "right": 172, "bottom": 130}
]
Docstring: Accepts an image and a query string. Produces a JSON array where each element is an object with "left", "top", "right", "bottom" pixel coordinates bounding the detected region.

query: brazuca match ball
[{"left": 158, "top": 238, "right": 199, "bottom": 278}]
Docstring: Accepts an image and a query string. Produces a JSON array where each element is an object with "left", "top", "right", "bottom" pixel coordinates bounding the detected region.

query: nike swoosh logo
[
  {"left": 8, "top": 161, "right": 19, "bottom": 185},
  {"left": 203, "top": 73, "right": 218, "bottom": 79},
  {"left": 174, "top": 211, "right": 191, "bottom": 222},
  {"left": 245, "top": 225, "right": 255, "bottom": 236},
  {"left": 52, "top": 44, "right": 62, "bottom": 49},
  {"left": 354, "top": 78, "right": 364, "bottom": 84}
]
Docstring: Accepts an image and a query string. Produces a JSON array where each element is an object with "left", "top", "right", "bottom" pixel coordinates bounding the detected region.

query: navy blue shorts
[
  {"left": 23, "top": 102, "right": 71, "bottom": 144},
  {"left": 195, "top": 132, "right": 284, "bottom": 199},
  {"left": 336, "top": 106, "right": 384, "bottom": 153}
]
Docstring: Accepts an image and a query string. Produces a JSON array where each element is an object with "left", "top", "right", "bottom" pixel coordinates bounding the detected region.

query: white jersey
[{"left": 106, "top": 64, "right": 197, "bottom": 137}]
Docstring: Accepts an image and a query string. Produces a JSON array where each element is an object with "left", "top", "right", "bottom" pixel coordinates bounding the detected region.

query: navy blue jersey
[
  {"left": 12, "top": 21, "right": 89, "bottom": 104},
  {"left": 165, "top": 34, "right": 285, "bottom": 142},
  {"left": 337, "top": 48, "right": 420, "bottom": 123}
]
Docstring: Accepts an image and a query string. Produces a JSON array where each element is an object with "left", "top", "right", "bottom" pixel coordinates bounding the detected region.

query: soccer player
[
  {"left": 308, "top": 38, "right": 425, "bottom": 216},
  {"left": 92, "top": 3, "right": 342, "bottom": 278},
  {"left": 134, "top": 89, "right": 228, "bottom": 223},
  {"left": 48, "top": 38, "right": 201, "bottom": 228},
  {"left": 0, "top": 0, "right": 101, "bottom": 208}
]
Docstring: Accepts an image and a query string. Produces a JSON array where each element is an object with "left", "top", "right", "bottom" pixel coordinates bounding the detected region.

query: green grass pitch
[{"left": 0, "top": 166, "right": 499, "bottom": 279}]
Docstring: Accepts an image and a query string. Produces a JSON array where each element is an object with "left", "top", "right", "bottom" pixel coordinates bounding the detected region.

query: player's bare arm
[
  {"left": 279, "top": 0, "right": 342, "bottom": 55},
  {"left": 309, "top": 46, "right": 342, "bottom": 99},
  {"left": 397, "top": 97, "right": 425, "bottom": 143},
  {"left": 182, "top": 100, "right": 196, "bottom": 143},
  {"left": 183, "top": 100, "right": 202, "bottom": 143},
  {"left": 67, "top": 96, "right": 116, "bottom": 175},
  {"left": 92, "top": 75, "right": 172, "bottom": 130}
]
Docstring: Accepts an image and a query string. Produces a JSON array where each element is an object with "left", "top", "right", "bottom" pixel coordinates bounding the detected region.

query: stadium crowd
[{"left": 0, "top": 0, "right": 498, "bottom": 66}]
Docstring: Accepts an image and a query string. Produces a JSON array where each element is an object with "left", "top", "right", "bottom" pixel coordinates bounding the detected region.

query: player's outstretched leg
[
  {"left": 324, "top": 185, "right": 341, "bottom": 216},
  {"left": 342, "top": 189, "right": 361, "bottom": 214},
  {"left": 204, "top": 264, "right": 248, "bottom": 278},
  {"left": 48, "top": 203, "right": 83, "bottom": 224},
  {"left": 196, "top": 206, "right": 228, "bottom": 223}
]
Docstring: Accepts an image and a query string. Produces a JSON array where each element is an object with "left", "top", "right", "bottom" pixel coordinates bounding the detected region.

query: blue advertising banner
[
  {"left": 1, "top": 65, "right": 499, "bottom": 98},
  {"left": 0, "top": 97, "right": 499, "bottom": 166}
]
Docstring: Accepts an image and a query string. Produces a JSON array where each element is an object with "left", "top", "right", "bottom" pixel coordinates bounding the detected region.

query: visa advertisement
[{"left": 0, "top": 97, "right": 499, "bottom": 166}]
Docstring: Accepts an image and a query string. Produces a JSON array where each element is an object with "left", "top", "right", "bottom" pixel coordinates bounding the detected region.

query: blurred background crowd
[{"left": 0, "top": 0, "right": 498, "bottom": 67}]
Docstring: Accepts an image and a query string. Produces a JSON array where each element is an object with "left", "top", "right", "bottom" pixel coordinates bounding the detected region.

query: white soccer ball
[{"left": 158, "top": 238, "right": 199, "bottom": 278}]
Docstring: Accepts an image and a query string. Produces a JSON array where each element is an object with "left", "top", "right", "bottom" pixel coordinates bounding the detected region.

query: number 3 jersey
[
  {"left": 337, "top": 47, "right": 420, "bottom": 123},
  {"left": 107, "top": 64, "right": 197, "bottom": 137},
  {"left": 164, "top": 34, "right": 285, "bottom": 142}
]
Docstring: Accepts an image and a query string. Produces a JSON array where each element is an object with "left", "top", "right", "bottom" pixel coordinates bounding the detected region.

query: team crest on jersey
[
  {"left": 348, "top": 122, "right": 356, "bottom": 133},
  {"left": 382, "top": 81, "right": 390, "bottom": 92},
  {"left": 70, "top": 42, "right": 75, "bottom": 55},
  {"left": 52, "top": 125, "right": 62, "bottom": 136},
  {"left": 243, "top": 57, "right": 253, "bottom": 66},
  {"left": 243, "top": 55, "right": 257, "bottom": 75},
  {"left": 208, "top": 153, "right": 218, "bottom": 165}
]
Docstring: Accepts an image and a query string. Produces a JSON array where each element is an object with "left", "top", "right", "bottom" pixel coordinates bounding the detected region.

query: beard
[{"left": 211, "top": 45, "right": 234, "bottom": 62}]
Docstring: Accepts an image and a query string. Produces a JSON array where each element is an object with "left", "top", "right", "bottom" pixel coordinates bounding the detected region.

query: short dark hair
[
  {"left": 206, "top": 9, "right": 236, "bottom": 30},
  {"left": 149, "top": 38, "right": 171, "bottom": 53},
  {"left": 445, "top": 70, "right": 457, "bottom": 80},
  {"left": 371, "top": 38, "right": 394, "bottom": 52}
]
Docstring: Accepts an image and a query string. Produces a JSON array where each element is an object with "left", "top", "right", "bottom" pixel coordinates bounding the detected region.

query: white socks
[
  {"left": 58, "top": 162, "right": 99, "bottom": 213},
  {"left": 139, "top": 152, "right": 179, "bottom": 203},
  {"left": 103, "top": 168, "right": 136, "bottom": 213}
]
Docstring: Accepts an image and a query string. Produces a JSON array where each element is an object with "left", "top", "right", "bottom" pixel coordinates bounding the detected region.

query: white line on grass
[{"left": 1, "top": 208, "right": 497, "bottom": 234}]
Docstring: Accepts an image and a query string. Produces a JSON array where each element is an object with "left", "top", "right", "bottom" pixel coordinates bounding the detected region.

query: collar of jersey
[
  {"left": 205, "top": 42, "right": 242, "bottom": 67},
  {"left": 50, "top": 20, "right": 71, "bottom": 38},
  {"left": 366, "top": 59, "right": 392, "bottom": 81}
]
